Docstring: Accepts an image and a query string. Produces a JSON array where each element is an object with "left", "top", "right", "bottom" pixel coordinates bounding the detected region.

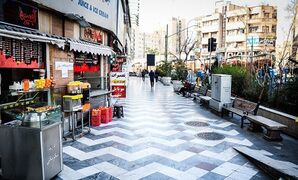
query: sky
[{"left": 139, "top": 0, "right": 291, "bottom": 45}]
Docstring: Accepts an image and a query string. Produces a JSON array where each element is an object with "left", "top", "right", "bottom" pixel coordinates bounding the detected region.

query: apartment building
[
  {"left": 199, "top": 2, "right": 277, "bottom": 65},
  {"left": 168, "top": 17, "right": 187, "bottom": 60}
]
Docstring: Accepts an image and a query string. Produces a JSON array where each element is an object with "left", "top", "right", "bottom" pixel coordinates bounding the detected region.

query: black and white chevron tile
[{"left": 58, "top": 77, "right": 273, "bottom": 180}]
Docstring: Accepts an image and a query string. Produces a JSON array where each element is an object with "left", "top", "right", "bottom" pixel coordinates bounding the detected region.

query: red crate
[
  {"left": 108, "top": 107, "right": 113, "bottom": 122},
  {"left": 100, "top": 107, "right": 110, "bottom": 124},
  {"left": 91, "top": 115, "right": 101, "bottom": 126}
]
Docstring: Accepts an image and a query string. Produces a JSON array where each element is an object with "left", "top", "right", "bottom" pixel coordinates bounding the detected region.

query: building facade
[
  {"left": 168, "top": 17, "right": 186, "bottom": 60},
  {"left": 199, "top": 1, "right": 277, "bottom": 66},
  {"left": 0, "top": 0, "right": 131, "bottom": 106}
]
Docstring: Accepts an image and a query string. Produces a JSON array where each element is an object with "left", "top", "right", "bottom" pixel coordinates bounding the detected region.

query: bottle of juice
[{"left": 23, "top": 79, "right": 29, "bottom": 91}]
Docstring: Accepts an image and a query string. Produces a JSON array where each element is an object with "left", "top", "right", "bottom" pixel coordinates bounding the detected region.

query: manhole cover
[
  {"left": 185, "top": 121, "right": 209, "bottom": 127},
  {"left": 196, "top": 132, "right": 225, "bottom": 140}
]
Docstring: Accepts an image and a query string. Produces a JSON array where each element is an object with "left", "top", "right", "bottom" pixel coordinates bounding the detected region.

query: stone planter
[
  {"left": 172, "top": 80, "right": 183, "bottom": 92},
  {"left": 161, "top": 77, "right": 171, "bottom": 86}
]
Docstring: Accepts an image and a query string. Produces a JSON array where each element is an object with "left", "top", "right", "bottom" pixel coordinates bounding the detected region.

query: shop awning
[
  {"left": 68, "top": 39, "right": 114, "bottom": 56},
  {"left": 0, "top": 22, "right": 65, "bottom": 48}
]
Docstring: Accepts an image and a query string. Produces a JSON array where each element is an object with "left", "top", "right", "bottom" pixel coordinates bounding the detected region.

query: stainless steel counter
[{"left": 0, "top": 122, "right": 63, "bottom": 180}]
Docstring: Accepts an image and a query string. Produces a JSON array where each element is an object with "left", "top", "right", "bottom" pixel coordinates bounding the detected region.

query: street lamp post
[{"left": 165, "top": 24, "right": 168, "bottom": 62}]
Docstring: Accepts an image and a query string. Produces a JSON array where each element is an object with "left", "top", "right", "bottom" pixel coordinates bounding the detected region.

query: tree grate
[
  {"left": 185, "top": 121, "right": 209, "bottom": 127},
  {"left": 195, "top": 132, "right": 225, "bottom": 140}
]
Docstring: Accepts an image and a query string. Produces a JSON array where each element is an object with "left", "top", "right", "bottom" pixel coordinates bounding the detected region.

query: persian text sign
[
  {"left": 111, "top": 85, "right": 126, "bottom": 98},
  {"left": 32, "top": 0, "right": 117, "bottom": 33},
  {"left": 110, "top": 72, "right": 126, "bottom": 86}
]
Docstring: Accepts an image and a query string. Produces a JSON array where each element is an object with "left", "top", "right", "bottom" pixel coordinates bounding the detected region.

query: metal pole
[
  {"left": 250, "top": 39, "right": 253, "bottom": 75},
  {"left": 178, "top": 23, "right": 181, "bottom": 60},
  {"left": 209, "top": 51, "right": 212, "bottom": 71},
  {"left": 165, "top": 24, "right": 168, "bottom": 62}
]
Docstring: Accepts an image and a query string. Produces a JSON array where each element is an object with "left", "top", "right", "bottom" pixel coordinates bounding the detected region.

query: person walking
[
  {"left": 141, "top": 70, "right": 145, "bottom": 81},
  {"left": 154, "top": 70, "right": 159, "bottom": 82},
  {"left": 149, "top": 70, "right": 155, "bottom": 87}
]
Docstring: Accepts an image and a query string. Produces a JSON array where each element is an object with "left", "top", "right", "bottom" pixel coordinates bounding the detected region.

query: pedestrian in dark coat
[
  {"left": 149, "top": 70, "right": 155, "bottom": 87},
  {"left": 155, "top": 70, "right": 159, "bottom": 82}
]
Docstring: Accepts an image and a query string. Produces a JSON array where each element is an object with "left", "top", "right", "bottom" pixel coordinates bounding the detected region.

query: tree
[{"left": 181, "top": 36, "right": 198, "bottom": 61}]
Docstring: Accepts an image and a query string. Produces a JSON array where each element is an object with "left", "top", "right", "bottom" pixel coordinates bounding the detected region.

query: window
[
  {"left": 236, "top": 42, "right": 244, "bottom": 47},
  {"left": 239, "top": 29, "right": 245, "bottom": 34},
  {"left": 262, "top": 26, "right": 269, "bottom": 33},
  {"left": 272, "top": 25, "right": 276, "bottom": 33},
  {"left": 211, "top": 32, "right": 217, "bottom": 37},
  {"left": 203, "top": 45, "right": 208, "bottom": 49},
  {"left": 249, "top": 26, "right": 258, "bottom": 33},
  {"left": 203, "top": 33, "right": 209, "bottom": 38},
  {"left": 249, "top": 14, "right": 258, "bottom": 19},
  {"left": 264, "top": 13, "right": 270, "bottom": 18},
  {"left": 273, "top": 10, "right": 277, "bottom": 19}
]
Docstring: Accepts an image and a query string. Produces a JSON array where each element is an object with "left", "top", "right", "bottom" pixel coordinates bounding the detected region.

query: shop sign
[
  {"left": 32, "top": 0, "right": 117, "bottom": 34},
  {"left": 259, "top": 38, "right": 275, "bottom": 45},
  {"left": 111, "top": 85, "right": 126, "bottom": 98},
  {"left": 110, "top": 72, "right": 126, "bottom": 86},
  {"left": 81, "top": 27, "right": 103, "bottom": 43},
  {"left": 0, "top": 36, "right": 43, "bottom": 68},
  {"left": 247, "top": 36, "right": 259, "bottom": 45},
  {"left": 3, "top": 1, "right": 38, "bottom": 29}
]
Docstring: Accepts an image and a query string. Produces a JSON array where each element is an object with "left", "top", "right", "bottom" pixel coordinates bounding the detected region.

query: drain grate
[
  {"left": 185, "top": 121, "right": 209, "bottom": 127},
  {"left": 196, "top": 132, "right": 225, "bottom": 140}
]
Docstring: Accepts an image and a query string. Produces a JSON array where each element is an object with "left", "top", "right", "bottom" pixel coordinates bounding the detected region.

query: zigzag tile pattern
[{"left": 59, "top": 78, "right": 270, "bottom": 180}]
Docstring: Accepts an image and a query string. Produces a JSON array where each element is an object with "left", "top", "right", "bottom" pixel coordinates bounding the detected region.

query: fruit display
[
  {"left": 34, "top": 78, "right": 54, "bottom": 89},
  {"left": 67, "top": 81, "right": 82, "bottom": 94},
  {"left": 34, "top": 79, "right": 45, "bottom": 89}
]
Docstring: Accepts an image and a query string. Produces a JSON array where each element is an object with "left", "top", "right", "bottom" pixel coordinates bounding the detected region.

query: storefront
[
  {"left": 0, "top": 1, "right": 64, "bottom": 179},
  {"left": 68, "top": 32, "right": 114, "bottom": 108}
]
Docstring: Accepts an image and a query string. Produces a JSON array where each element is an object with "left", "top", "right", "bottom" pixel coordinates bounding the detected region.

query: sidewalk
[{"left": 58, "top": 77, "right": 298, "bottom": 180}]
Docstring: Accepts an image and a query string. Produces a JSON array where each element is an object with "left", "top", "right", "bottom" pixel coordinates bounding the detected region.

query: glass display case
[{"left": 0, "top": 88, "right": 63, "bottom": 180}]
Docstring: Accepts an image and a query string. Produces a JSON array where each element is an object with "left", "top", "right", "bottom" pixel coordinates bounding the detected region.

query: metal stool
[{"left": 113, "top": 104, "right": 124, "bottom": 118}]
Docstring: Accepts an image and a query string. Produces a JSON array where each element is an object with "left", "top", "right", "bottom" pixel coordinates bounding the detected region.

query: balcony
[
  {"left": 248, "top": 18, "right": 277, "bottom": 24},
  {"left": 248, "top": 32, "right": 276, "bottom": 39},
  {"left": 226, "top": 34, "right": 246, "bottom": 42},
  {"left": 202, "top": 25, "right": 219, "bottom": 33},
  {"left": 226, "top": 22, "right": 245, "bottom": 30}
]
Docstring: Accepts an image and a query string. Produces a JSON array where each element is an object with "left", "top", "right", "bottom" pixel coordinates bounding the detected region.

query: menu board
[
  {"left": 0, "top": 36, "right": 43, "bottom": 68},
  {"left": 110, "top": 72, "right": 127, "bottom": 98}
]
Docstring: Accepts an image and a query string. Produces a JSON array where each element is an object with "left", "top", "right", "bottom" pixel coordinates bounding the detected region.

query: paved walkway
[{"left": 58, "top": 77, "right": 298, "bottom": 180}]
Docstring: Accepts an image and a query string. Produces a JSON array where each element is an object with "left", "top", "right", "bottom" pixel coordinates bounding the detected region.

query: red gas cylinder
[
  {"left": 100, "top": 107, "right": 110, "bottom": 124},
  {"left": 91, "top": 108, "right": 101, "bottom": 126}
]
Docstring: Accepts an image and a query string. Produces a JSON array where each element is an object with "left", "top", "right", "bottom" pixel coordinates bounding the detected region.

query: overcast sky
[{"left": 139, "top": 0, "right": 291, "bottom": 45}]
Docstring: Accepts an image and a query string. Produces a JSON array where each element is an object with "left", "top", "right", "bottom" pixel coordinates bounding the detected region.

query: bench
[
  {"left": 246, "top": 115, "right": 287, "bottom": 141},
  {"left": 222, "top": 98, "right": 259, "bottom": 128},
  {"left": 193, "top": 85, "right": 208, "bottom": 101},
  {"left": 199, "top": 90, "right": 212, "bottom": 106}
]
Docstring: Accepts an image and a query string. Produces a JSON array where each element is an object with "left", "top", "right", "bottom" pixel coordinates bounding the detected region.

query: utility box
[{"left": 209, "top": 74, "right": 232, "bottom": 112}]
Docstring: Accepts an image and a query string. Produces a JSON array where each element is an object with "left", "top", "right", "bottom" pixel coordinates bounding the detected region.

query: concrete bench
[
  {"left": 246, "top": 115, "right": 287, "bottom": 141},
  {"left": 193, "top": 85, "right": 208, "bottom": 100},
  {"left": 222, "top": 98, "right": 259, "bottom": 128},
  {"left": 199, "top": 90, "right": 212, "bottom": 106}
]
